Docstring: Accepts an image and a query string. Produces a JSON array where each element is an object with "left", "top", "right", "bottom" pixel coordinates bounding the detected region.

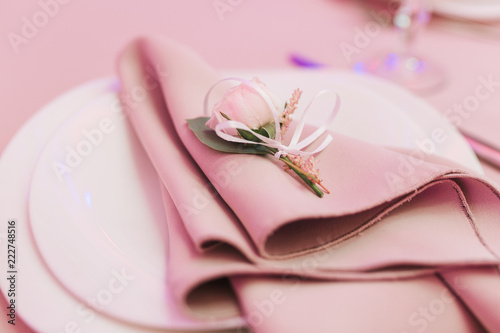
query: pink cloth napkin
[{"left": 117, "top": 36, "right": 500, "bottom": 332}]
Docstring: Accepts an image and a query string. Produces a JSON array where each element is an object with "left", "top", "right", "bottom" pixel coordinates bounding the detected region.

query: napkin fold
[{"left": 117, "top": 36, "right": 500, "bottom": 332}]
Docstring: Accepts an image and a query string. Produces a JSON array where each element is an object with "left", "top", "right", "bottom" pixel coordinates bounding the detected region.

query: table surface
[{"left": 1, "top": 0, "right": 500, "bottom": 332}]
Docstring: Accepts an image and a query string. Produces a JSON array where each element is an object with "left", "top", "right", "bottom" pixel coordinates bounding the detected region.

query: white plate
[
  {"left": 28, "top": 89, "right": 243, "bottom": 331},
  {"left": 335, "top": 70, "right": 483, "bottom": 173},
  {"left": 0, "top": 78, "right": 170, "bottom": 333},
  {"left": 0, "top": 69, "right": 482, "bottom": 333},
  {"left": 431, "top": 0, "right": 500, "bottom": 21}
]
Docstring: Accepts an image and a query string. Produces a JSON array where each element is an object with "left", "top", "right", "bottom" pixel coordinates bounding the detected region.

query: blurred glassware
[{"left": 354, "top": 0, "right": 444, "bottom": 94}]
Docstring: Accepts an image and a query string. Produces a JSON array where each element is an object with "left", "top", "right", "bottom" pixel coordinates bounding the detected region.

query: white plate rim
[
  {"left": 431, "top": 0, "right": 500, "bottom": 21},
  {"left": 0, "top": 77, "right": 205, "bottom": 333}
]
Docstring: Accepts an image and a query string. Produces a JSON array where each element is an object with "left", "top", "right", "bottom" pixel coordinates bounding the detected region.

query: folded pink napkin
[{"left": 117, "top": 36, "right": 500, "bottom": 332}]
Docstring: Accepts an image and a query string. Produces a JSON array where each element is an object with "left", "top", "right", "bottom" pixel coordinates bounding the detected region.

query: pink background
[{"left": 1, "top": 0, "right": 499, "bottom": 332}]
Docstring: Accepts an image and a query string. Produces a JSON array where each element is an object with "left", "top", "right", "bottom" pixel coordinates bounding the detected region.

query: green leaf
[
  {"left": 237, "top": 128, "right": 261, "bottom": 142},
  {"left": 187, "top": 117, "right": 267, "bottom": 155},
  {"left": 237, "top": 122, "right": 276, "bottom": 141},
  {"left": 260, "top": 122, "right": 276, "bottom": 139}
]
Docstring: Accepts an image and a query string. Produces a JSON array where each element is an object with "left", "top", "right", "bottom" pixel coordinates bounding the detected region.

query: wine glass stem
[{"left": 394, "top": 0, "right": 429, "bottom": 56}]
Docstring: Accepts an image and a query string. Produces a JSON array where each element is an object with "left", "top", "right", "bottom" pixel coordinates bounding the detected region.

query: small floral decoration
[{"left": 187, "top": 77, "right": 339, "bottom": 198}]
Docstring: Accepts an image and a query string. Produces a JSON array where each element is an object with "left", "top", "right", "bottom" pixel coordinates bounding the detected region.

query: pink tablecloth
[{"left": 1, "top": 0, "right": 499, "bottom": 332}]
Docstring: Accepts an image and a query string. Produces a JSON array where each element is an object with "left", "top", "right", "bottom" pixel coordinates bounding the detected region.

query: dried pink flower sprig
[
  {"left": 278, "top": 90, "right": 329, "bottom": 195},
  {"left": 283, "top": 154, "right": 329, "bottom": 195},
  {"left": 281, "top": 88, "right": 302, "bottom": 139}
]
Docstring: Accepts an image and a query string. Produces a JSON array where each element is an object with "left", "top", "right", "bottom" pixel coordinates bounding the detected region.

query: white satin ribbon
[{"left": 204, "top": 78, "right": 340, "bottom": 159}]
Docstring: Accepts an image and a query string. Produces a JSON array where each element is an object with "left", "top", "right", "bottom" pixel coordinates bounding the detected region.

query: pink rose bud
[{"left": 205, "top": 78, "right": 283, "bottom": 134}]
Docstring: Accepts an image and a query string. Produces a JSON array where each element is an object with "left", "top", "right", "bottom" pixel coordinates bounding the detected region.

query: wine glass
[{"left": 354, "top": 0, "right": 444, "bottom": 94}]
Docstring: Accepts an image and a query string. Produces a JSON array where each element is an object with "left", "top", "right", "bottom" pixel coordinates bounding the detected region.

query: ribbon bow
[{"left": 204, "top": 78, "right": 340, "bottom": 159}]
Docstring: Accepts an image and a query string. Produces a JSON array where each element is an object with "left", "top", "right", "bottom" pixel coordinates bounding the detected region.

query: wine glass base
[{"left": 353, "top": 53, "right": 444, "bottom": 94}]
